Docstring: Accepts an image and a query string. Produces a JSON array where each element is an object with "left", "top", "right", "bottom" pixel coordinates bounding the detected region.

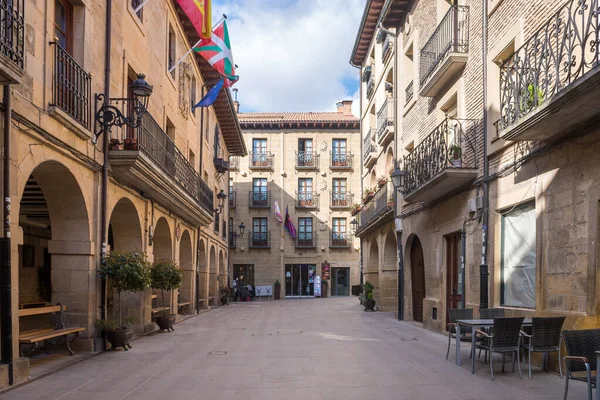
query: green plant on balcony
[
  {"left": 363, "top": 188, "right": 375, "bottom": 203},
  {"left": 520, "top": 82, "right": 544, "bottom": 113},
  {"left": 448, "top": 143, "right": 462, "bottom": 167}
]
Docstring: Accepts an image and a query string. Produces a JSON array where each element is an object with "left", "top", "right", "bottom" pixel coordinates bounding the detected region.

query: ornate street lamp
[
  {"left": 231, "top": 222, "right": 246, "bottom": 239},
  {"left": 214, "top": 190, "right": 227, "bottom": 214},
  {"left": 390, "top": 166, "right": 406, "bottom": 321},
  {"left": 390, "top": 167, "right": 406, "bottom": 191},
  {"left": 350, "top": 218, "right": 358, "bottom": 234},
  {"left": 92, "top": 73, "right": 153, "bottom": 144}
]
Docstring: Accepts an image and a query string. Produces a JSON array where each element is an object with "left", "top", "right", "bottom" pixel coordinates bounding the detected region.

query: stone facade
[
  {"left": 229, "top": 105, "right": 361, "bottom": 298},
  {"left": 0, "top": 0, "right": 245, "bottom": 387}
]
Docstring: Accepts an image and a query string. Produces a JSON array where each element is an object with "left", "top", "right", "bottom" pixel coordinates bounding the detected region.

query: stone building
[
  {"left": 0, "top": 0, "right": 245, "bottom": 386},
  {"left": 228, "top": 102, "right": 361, "bottom": 298},
  {"left": 352, "top": 0, "right": 600, "bottom": 345}
]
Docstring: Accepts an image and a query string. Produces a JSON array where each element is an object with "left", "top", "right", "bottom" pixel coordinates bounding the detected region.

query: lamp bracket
[{"left": 93, "top": 93, "right": 145, "bottom": 144}]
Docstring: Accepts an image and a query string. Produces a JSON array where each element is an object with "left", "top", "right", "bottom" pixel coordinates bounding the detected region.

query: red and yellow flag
[{"left": 176, "top": 0, "right": 212, "bottom": 39}]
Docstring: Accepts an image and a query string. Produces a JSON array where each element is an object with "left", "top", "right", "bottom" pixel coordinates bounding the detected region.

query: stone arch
[
  {"left": 386, "top": 148, "right": 394, "bottom": 174},
  {"left": 380, "top": 230, "right": 398, "bottom": 312},
  {"left": 409, "top": 234, "right": 426, "bottom": 323},
  {"left": 369, "top": 104, "right": 376, "bottom": 128},
  {"left": 383, "top": 230, "right": 397, "bottom": 271},
  {"left": 370, "top": 169, "right": 378, "bottom": 190},
  {"left": 365, "top": 239, "right": 380, "bottom": 304},
  {"left": 219, "top": 249, "right": 227, "bottom": 289},
  {"left": 17, "top": 160, "right": 93, "bottom": 337},
  {"left": 197, "top": 239, "right": 207, "bottom": 307},
  {"left": 385, "top": 67, "right": 394, "bottom": 86},
  {"left": 153, "top": 217, "right": 172, "bottom": 261},
  {"left": 208, "top": 245, "right": 217, "bottom": 302},
  {"left": 178, "top": 230, "right": 194, "bottom": 307}
]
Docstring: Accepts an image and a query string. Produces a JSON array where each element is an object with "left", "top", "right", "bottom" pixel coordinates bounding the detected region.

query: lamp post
[
  {"left": 349, "top": 218, "right": 361, "bottom": 286},
  {"left": 391, "top": 167, "right": 406, "bottom": 321},
  {"left": 214, "top": 190, "right": 227, "bottom": 215},
  {"left": 231, "top": 222, "right": 246, "bottom": 239}
]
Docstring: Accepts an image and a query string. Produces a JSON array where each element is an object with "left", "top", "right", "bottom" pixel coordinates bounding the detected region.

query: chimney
[
  {"left": 336, "top": 100, "right": 353, "bottom": 115},
  {"left": 233, "top": 88, "right": 240, "bottom": 113}
]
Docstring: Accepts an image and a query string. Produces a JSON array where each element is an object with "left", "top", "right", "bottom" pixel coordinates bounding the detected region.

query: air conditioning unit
[{"left": 213, "top": 158, "right": 230, "bottom": 173}]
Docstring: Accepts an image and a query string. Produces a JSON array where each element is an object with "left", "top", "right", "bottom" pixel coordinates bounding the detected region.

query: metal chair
[
  {"left": 446, "top": 308, "right": 474, "bottom": 360},
  {"left": 476, "top": 317, "right": 524, "bottom": 380},
  {"left": 520, "top": 316, "right": 565, "bottom": 379},
  {"left": 562, "top": 329, "right": 600, "bottom": 400},
  {"left": 478, "top": 308, "right": 505, "bottom": 360}
]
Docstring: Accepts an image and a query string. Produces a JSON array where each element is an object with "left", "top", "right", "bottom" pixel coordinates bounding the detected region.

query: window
[
  {"left": 228, "top": 178, "right": 235, "bottom": 207},
  {"left": 191, "top": 75, "right": 197, "bottom": 116},
  {"left": 252, "top": 218, "right": 268, "bottom": 247},
  {"left": 168, "top": 24, "right": 176, "bottom": 79},
  {"left": 298, "top": 139, "right": 314, "bottom": 166},
  {"left": 252, "top": 178, "right": 268, "bottom": 207},
  {"left": 298, "top": 178, "right": 313, "bottom": 206},
  {"left": 55, "top": 0, "right": 72, "bottom": 53},
  {"left": 332, "top": 218, "right": 346, "bottom": 234},
  {"left": 298, "top": 217, "right": 313, "bottom": 246},
  {"left": 332, "top": 139, "right": 347, "bottom": 165},
  {"left": 189, "top": 149, "right": 196, "bottom": 168},
  {"left": 332, "top": 178, "right": 347, "bottom": 206},
  {"left": 332, "top": 218, "right": 347, "bottom": 246},
  {"left": 214, "top": 126, "right": 221, "bottom": 159},
  {"left": 131, "top": 0, "right": 143, "bottom": 21},
  {"left": 165, "top": 118, "right": 176, "bottom": 174},
  {"left": 252, "top": 138, "right": 268, "bottom": 166},
  {"left": 229, "top": 218, "right": 235, "bottom": 247},
  {"left": 501, "top": 203, "right": 536, "bottom": 308},
  {"left": 404, "top": 43, "right": 415, "bottom": 105}
]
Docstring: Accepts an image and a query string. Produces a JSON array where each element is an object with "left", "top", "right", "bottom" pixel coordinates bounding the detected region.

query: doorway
[
  {"left": 285, "top": 264, "right": 315, "bottom": 297},
  {"left": 331, "top": 267, "right": 349, "bottom": 296},
  {"left": 446, "top": 233, "right": 463, "bottom": 327},
  {"left": 410, "top": 236, "right": 426, "bottom": 323}
]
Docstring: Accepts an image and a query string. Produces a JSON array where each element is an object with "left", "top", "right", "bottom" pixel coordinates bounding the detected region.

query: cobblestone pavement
[{"left": 1, "top": 297, "right": 585, "bottom": 399}]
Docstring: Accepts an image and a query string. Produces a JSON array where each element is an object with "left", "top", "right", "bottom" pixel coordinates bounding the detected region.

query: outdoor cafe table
[{"left": 455, "top": 318, "right": 533, "bottom": 374}]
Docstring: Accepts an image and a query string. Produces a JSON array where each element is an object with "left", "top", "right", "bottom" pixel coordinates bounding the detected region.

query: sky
[{"left": 212, "top": 0, "right": 364, "bottom": 115}]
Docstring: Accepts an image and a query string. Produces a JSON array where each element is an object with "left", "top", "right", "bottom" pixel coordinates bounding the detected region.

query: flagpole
[
  {"left": 168, "top": 14, "right": 227, "bottom": 74},
  {"left": 134, "top": 0, "right": 150, "bottom": 13}
]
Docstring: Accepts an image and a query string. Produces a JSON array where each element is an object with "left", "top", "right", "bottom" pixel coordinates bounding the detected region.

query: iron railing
[
  {"left": 363, "top": 129, "right": 377, "bottom": 164},
  {"left": 330, "top": 191, "right": 353, "bottom": 208},
  {"left": 377, "top": 98, "right": 394, "bottom": 141},
  {"left": 295, "top": 151, "right": 320, "bottom": 169},
  {"left": 499, "top": 0, "right": 600, "bottom": 131},
  {"left": 229, "top": 233, "right": 236, "bottom": 248},
  {"left": 249, "top": 152, "right": 274, "bottom": 169},
  {"left": 229, "top": 155, "right": 240, "bottom": 171},
  {"left": 296, "top": 232, "right": 316, "bottom": 248},
  {"left": 359, "top": 182, "right": 392, "bottom": 228},
  {"left": 228, "top": 190, "right": 236, "bottom": 208},
  {"left": 382, "top": 34, "right": 394, "bottom": 62},
  {"left": 330, "top": 232, "right": 353, "bottom": 248},
  {"left": 402, "top": 118, "right": 478, "bottom": 197},
  {"left": 249, "top": 231, "right": 270, "bottom": 248},
  {"left": 295, "top": 191, "right": 320, "bottom": 209},
  {"left": 249, "top": 190, "right": 270, "bottom": 208},
  {"left": 367, "top": 75, "right": 375, "bottom": 98},
  {"left": 330, "top": 151, "right": 354, "bottom": 169},
  {"left": 0, "top": 0, "right": 24, "bottom": 71},
  {"left": 108, "top": 99, "right": 214, "bottom": 214},
  {"left": 131, "top": 0, "right": 143, "bottom": 19},
  {"left": 405, "top": 80, "right": 414, "bottom": 105},
  {"left": 362, "top": 65, "right": 372, "bottom": 82},
  {"left": 51, "top": 42, "right": 92, "bottom": 130},
  {"left": 420, "top": 5, "right": 470, "bottom": 88}
]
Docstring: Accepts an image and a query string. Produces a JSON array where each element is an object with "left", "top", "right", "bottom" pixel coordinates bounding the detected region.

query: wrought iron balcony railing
[
  {"left": 295, "top": 191, "right": 319, "bottom": 209},
  {"left": 359, "top": 182, "right": 392, "bottom": 229},
  {"left": 0, "top": 0, "right": 24, "bottom": 71},
  {"left": 50, "top": 42, "right": 92, "bottom": 130},
  {"left": 405, "top": 80, "right": 414, "bottom": 105},
  {"left": 295, "top": 151, "right": 320, "bottom": 169},
  {"left": 249, "top": 152, "right": 274, "bottom": 170},
  {"left": 296, "top": 232, "right": 316, "bottom": 248},
  {"left": 108, "top": 101, "right": 214, "bottom": 214},
  {"left": 420, "top": 5, "right": 470, "bottom": 88},
  {"left": 229, "top": 233, "right": 236, "bottom": 248},
  {"left": 330, "top": 192, "right": 353, "bottom": 209},
  {"left": 249, "top": 231, "right": 270, "bottom": 249},
  {"left": 228, "top": 190, "right": 236, "bottom": 208},
  {"left": 249, "top": 190, "right": 270, "bottom": 208},
  {"left": 229, "top": 155, "right": 240, "bottom": 171},
  {"left": 363, "top": 129, "right": 377, "bottom": 164},
  {"left": 382, "top": 34, "right": 394, "bottom": 62},
  {"left": 362, "top": 65, "right": 372, "bottom": 82},
  {"left": 330, "top": 151, "right": 354, "bottom": 169},
  {"left": 402, "top": 118, "right": 478, "bottom": 197},
  {"left": 499, "top": 0, "right": 600, "bottom": 132},
  {"left": 330, "top": 232, "right": 353, "bottom": 248},
  {"left": 367, "top": 75, "right": 375, "bottom": 98},
  {"left": 377, "top": 98, "right": 394, "bottom": 142}
]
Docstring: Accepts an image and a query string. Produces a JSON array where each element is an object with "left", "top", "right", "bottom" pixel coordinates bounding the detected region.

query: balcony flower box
[
  {"left": 351, "top": 205, "right": 362, "bottom": 216},
  {"left": 378, "top": 178, "right": 387, "bottom": 188},
  {"left": 109, "top": 139, "right": 123, "bottom": 150},
  {"left": 124, "top": 138, "right": 138, "bottom": 150}
]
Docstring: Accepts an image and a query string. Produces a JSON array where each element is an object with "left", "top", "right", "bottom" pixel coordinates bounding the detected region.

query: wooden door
[
  {"left": 446, "top": 233, "right": 462, "bottom": 327},
  {"left": 410, "top": 237, "right": 425, "bottom": 322}
]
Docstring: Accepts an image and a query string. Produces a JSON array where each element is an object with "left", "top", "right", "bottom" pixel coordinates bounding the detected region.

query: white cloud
[{"left": 213, "top": 0, "right": 364, "bottom": 113}]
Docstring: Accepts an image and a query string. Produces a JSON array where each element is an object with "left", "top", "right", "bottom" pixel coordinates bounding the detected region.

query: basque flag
[{"left": 284, "top": 206, "right": 296, "bottom": 239}]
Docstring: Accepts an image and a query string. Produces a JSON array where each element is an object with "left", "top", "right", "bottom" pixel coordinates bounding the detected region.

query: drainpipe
[
  {"left": 99, "top": 0, "right": 113, "bottom": 331},
  {"left": 461, "top": 220, "right": 467, "bottom": 309},
  {"left": 480, "top": 0, "right": 490, "bottom": 309},
  {"left": 1, "top": 85, "right": 13, "bottom": 384},
  {"left": 195, "top": 227, "right": 201, "bottom": 312},
  {"left": 196, "top": 87, "right": 205, "bottom": 311}
]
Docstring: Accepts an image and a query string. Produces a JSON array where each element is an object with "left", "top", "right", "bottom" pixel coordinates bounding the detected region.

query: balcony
[
  {"left": 330, "top": 151, "right": 354, "bottom": 170},
  {"left": 295, "top": 192, "right": 319, "bottom": 209},
  {"left": 376, "top": 99, "right": 394, "bottom": 145},
  {"left": 229, "top": 233, "right": 236, "bottom": 249},
  {"left": 498, "top": 0, "right": 600, "bottom": 142},
  {"left": 0, "top": 0, "right": 24, "bottom": 84},
  {"left": 249, "top": 191, "right": 270, "bottom": 209},
  {"left": 229, "top": 155, "right": 240, "bottom": 171},
  {"left": 419, "top": 5, "right": 470, "bottom": 97},
  {"left": 296, "top": 232, "right": 316, "bottom": 249},
  {"left": 330, "top": 232, "right": 353, "bottom": 249},
  {"left": 402, "top": 118, "right": 478, "bottom": 203},
  {"left": 362, "top": 65, "right": 372, "bottom": 82},
  {"left": 108, "top": 103, "right": 214, "bottom": 227},
  {"left": 382, "top": 34, "right": 394, "bottom": 63},
  {"left": 49, "top": 42, "right": 93, "bottom": 137},
  {"left": 249, "top": 231, "right": 270, "bottom": 249},
  {"left": 362, "top": 129, "right": 377, "bottom": 168},
  {"left": 249, "top": 152, "right": 274, "bottom": 170},
  {"left": 405, "top": 80, "right": 414, "bottom": 105},
  {"left": 228, "top": 190, "right": 236, "bottom": 208},
  {"left": 330, "top": 192, "right": 354, "bottom": 209},
  {"left": 295, "top": 151, "right": 320, "bottom": 170},
  {"left": 367, "top": 75, "right": 375, "bottom": 98},
  {"left": 357, "top": 182, "right": 393, "bottom": 235}
]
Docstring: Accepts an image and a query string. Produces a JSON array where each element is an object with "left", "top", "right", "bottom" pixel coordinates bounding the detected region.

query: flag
[
  {"left": 176, "top": 0, "right": 212, "bottom": 40},
  {"left": 284, "top": 206, "right": 296, "bottom": 239},
  {"left": 194, "top": 20, "right": 239, "bottom": 85},
  {"left": 273, "top": 201, "right": 283, "bottom": 223},
  {"left": 191, "top": 78, "right": 223, "bottom": 109}
]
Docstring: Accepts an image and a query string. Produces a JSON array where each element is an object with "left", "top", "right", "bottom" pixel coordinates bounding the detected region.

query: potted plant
[
  {"left": 150, "top": 260, "right": 183, "bottom": 332},
  {"left": 274, "top": 280, "right": 281, "bottom": 300},
  {"left": 448, "top": 144, "right": 462, "bottom": 167},
  {"left": 98, "top": 251, "right": 150, "bottom": 350},
  {"left": 220, "top": 287, "right": 232, "bottom": 305},
  {"left": 124, "top": 137, "right": 138, "bottom": 150},
  {"left": 378, "top": 176, "right": 387, "bottom": 188},
  {"left": 387, "top": 196, "right": 394, "bottom": 208},
  {"left": 109, "top": 138, "right": 123, "bottom": 150},
  {"left": 351, "top": 203, "right": 362, "bottom": 216},
  {"left": 363, "top": 281, "right": 376, "bottom": 311},
  {"left": 363, "top": 188, "right": 375, "bottom": 203}
]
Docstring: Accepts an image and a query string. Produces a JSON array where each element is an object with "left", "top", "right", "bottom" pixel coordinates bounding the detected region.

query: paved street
[{"left": 2, "top": 297, "right": 584, "bottom": 400}]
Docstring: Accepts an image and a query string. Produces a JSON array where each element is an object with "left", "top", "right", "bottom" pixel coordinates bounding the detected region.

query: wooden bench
[
  {"left": 178, "top": 302, "right": 192, "bottom": 315},
  {"left": 208, "top": 296, "right": 216, "bottom": 306},
  {"left": 198, "top": 299, "right": 205, "bottom": 309},
  {"left": 18, "top": 304, "right": 85, "bottom": 356}
]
